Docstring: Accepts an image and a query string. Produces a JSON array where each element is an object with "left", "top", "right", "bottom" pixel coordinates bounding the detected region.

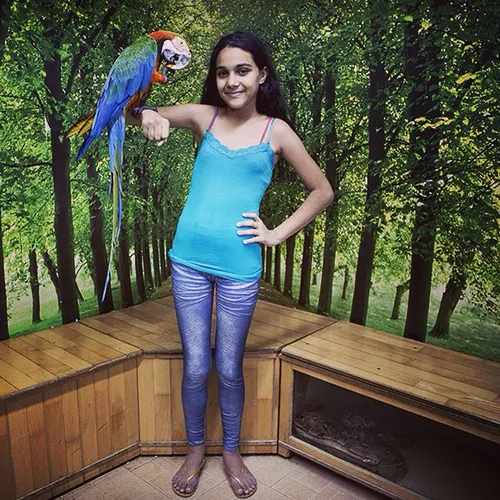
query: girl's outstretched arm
[
  {"left": 125, "top": 104, "right": 215, "bottom": 145},
  {"left": 236, "top": 119, "right": 334, "bottom": 247}
]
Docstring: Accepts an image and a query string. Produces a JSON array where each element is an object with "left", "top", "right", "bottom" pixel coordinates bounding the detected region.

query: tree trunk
[
  {"left": 274, "top": 244, "right": 281, "bottom": 291},
  {"left": 87, "top": 155, "right": 114, "bottom": 313},
  {"left": 391, "top": 280, "right": 410, "bottom": 320},
  {"left": 0, "top": 0, "right": 10, "bottom": 63},
  {"left": 159, "top": 202, "right": 167, "bottom": 282},
  {"left": 134, "top": 219, "right": 146, "bottom": 301},
  {"left": 300, "top": 61, "right": 322, "bottom": 310},
  {"left": 429, "top": 270, "right": 466, "bottom": 338},
  {"left": 283, "top": 234, "right": 295, "bottom": 298},
  {"left": 404, "top": 0, "right": 442, "bottom": 342},
  {"left": 342, "top": 266, "right": 349, "bottom": 300},
  {"left": 140, "top": 164, "right": 153, "bottom": 292},
  {"left": 0, "top": 211, "right": 9, "bottom": 339},
  {"left": 118, "top": 225, "right": 133, "bottom": 308},
  {"left": 43, "top": 27, "right": 79, "bottom": 323},
  {"left": 152, "top": 186, "right": 161, "bottom": 287},
  {"left": 265, "top": 245, "right": 272, "bottom": 283},
  {"left": 350, "top": 0, "right": 388, "bottom": 325},
  {"left": 299, "top": 222, "right": 315, "bottom": 308},
  {"left": 318, "top": 57, "right": 340, "bottom": 316},
  {"left": 42, "top": 250, "right": 61, "bottom": 310}
]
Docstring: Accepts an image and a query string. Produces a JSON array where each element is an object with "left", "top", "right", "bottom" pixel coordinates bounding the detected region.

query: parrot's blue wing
[{"left": 76, "top": 35, "right": 157, "bottom": 161}]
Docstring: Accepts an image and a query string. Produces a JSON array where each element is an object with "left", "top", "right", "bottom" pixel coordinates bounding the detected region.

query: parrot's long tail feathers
[
  {"left": 65, "top": 108, "right": 96, "bottom": 140},
  {"left": 102, "top": 114, "right": 125, "bottom": 303}
]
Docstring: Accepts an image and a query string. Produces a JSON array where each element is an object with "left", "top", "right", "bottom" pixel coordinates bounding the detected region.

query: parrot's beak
[{"left": 161, "top": 38, "right": 191, "bottom": 70}]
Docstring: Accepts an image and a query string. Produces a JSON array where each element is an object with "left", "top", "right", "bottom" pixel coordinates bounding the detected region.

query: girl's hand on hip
[
  {"left": 141, "top": 110, "right": 170, "bottom": 146},
  {"left": 236, "top": 213, "right": 281, "bottom": 247}
]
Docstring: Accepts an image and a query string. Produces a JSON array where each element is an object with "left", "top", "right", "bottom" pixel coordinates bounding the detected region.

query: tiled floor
[{"left": 56, "top": 453, "right": 389, "bottom": 500}]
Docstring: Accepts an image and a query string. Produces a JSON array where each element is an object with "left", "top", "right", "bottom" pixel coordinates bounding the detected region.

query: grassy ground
[{"left": 7, "top": 271, "right": 500, "bottom": 363}]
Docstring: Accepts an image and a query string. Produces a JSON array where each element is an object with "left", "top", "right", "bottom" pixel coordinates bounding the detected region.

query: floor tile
[{"left": 272, "top": 475, "right": 318, "bottom": 500}]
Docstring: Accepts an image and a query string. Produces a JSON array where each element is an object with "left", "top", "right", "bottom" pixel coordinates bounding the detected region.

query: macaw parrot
[{"left": 66, "top": 30, "right": 191, "bottom": 301}]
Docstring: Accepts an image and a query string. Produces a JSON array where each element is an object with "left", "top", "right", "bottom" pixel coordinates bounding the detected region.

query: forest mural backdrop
[{"left": 1, "top": 0, "right": 499, "bottom": 361}]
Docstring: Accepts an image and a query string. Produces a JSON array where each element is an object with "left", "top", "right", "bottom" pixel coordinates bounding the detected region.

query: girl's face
[{"left": 215, "top": 47, "right": 267, "bottom": 111}]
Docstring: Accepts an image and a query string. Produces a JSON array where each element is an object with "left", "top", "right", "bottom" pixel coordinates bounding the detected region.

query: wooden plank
[
  {"left": 255, "top": 300, "right": 335, "bottom": 326},
  {"left": 124, "top": 358, "right": 139, "bottom": 445},
  {"left": 283, "top": 344, "right": 449, "bottom": 405},
  {"left": 81, "top": 316, "right": 120, "bottom": 334},
  {"left": 7, "top": 398, "right": 34, "bottom": 496},
  {"left": 43, "top": 385, "right": 69, "bottom": 482},
  {"left": 65, "top": 322, "right": 139, "bottom": 355},
  {"left": 278, "top": 359, "right": 293, "bottom": 443},
  {"left": 0, "top": 376, "right": 18, "bottom": 398},
  {"left": 115, "top": 303, "right": 166, "bottom": 325},
  {"left": 302, "top": 335, "right": 498, "bottom": 402},
  {"left": 0, "top": 358, "right": 39, "bottom": 390},
  {"left": 55, "top": 325, "right": 126, "bottom": 360},
  {"left": 12, "top": 335, "right": 91, "bottom": 373},
  {"left": 170, "top": 358, "right": 187, "bottom": 442},
  {"left": 138, "top": 357, "right": 155, "bottom": 442},
  {"left": 0, "top": 343, "right": 54, "bottom": 384},
  {"left": 315, "top": 327, "right": 499, "bottom": 388},
  {"left": 35, "top": 327, "right": 110, "bottom": 365},
  {"left": 319, "top": 321, "right": 424, "bottom": 353},
  {"left": 94, "top": 368, "right": 112, "bottom": 460},
  {"left": 77, "top": 373, "right": 99, "bottom": 467},
  {"left": 153, "top": 357, "right": 170, "bottom": 442},
  {"left": 108, "top": 309, "right": 173, "bottom": 334},
  {"left": 0, "top": 402, "right": 16, "bottom": 500},
  {"left": 60, "top": 379, "right": 82, "bottom": 475},
  {"left": 446, "top": 398, "right": 500, "bottom": 424},
  {"left": 106, "top": 329, "right": 164, "bottom": 351},
  {"left": 25, "top": 392, "right": 50, "bottom": 490},
  {"left": 249, "top": 307, "right": 327, "bottom": 334},
  {"left": 109, "top": 363, "right": 127, "bottom": 452}
]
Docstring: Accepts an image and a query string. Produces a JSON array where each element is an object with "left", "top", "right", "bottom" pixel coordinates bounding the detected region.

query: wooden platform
[
  {"left": 0, "top": 295, "right": 335, "bottom": 500},
  {"left": 0, "top": 296, "right": 499, "bottom": 500}
]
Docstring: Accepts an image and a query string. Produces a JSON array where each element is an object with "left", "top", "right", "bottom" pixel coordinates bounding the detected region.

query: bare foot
[
  {"left": 222, "top": 448, "right": 257, "bottom": 497},
  {"left": 172, "top": 443, "right": 206, "bottom": 496}
]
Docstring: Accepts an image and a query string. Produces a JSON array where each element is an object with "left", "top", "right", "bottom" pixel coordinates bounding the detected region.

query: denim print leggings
[{"left": 171, "top": 261, "right": 260, "bottom": 452}]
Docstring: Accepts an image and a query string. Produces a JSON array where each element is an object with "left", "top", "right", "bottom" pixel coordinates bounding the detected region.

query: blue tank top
[{"left": 168, "top": 109, "right": 275, "bottom": 281}]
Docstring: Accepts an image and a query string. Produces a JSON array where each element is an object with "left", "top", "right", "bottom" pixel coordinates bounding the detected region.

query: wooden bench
[
  {"left": 0, "top": 295, "right": 334, "bottom": 500},
  {"left": 278, "top": 320, "right": 500, "bottom": 500}
]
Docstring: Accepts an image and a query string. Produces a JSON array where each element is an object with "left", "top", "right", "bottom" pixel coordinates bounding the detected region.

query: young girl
[{"left": 132, "top": 31, "right": 333, "bottom": 498}]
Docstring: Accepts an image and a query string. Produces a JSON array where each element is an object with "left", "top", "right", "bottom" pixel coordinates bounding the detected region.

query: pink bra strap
[
  {"left": 207, "top": 108, "right": 219, "bottom": 131},
  {"left": 259, "top": 117, "right": 273, "bottom": 143}
]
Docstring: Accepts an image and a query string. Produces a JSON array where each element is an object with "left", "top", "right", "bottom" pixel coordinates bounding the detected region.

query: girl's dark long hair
[{"left": 201, "top": 32, "right": 291, "bottom": 125}]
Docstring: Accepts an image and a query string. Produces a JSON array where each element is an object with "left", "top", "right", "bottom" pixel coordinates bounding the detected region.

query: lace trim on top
[{"left": 203, "top": 130, "right": 274, "bottom": 159}]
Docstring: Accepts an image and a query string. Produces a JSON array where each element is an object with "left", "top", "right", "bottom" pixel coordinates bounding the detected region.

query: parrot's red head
[{"left": 149, "top": 30, "right": 191, "bottom": 70}]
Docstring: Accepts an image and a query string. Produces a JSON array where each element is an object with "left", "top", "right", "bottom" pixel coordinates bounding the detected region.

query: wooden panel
[
  {"left": 60, "top": 379, "right": 83, "bottom": 474},
  {"left": 0, "top": 402, "right": 16, "bottom": 500},
  {"left": 43, "top": 385, "right": 68, "bottom": 482},
  {"left": 153, "top": 357, "right": 171, "bottom": 441},
  {"left": 278, "top": 360, "right": 293, "bottom": 444},
  {"left": 78, "top": 372, "right": 99, "bottom": 467},
  {"left": 25, "top": 392, "right": 50, "bottom": 490},
  {"left": 138, "top": 357, "right": 155, "bottom": 442},
  {"left": 8, "top": 397, "right": 34, "bottom": 496},
  {"left": 170, "top": 358, "right": 187, "bottom": 442},
  {"left": 94, "top": 368, "right": 112, "bottom": 460},
  {"left": 287, "top": 436, "right": 424, "bottom": 500},
  {"left": 108, "top": 362, "right": 130, "bottom": 452},
  {"left": 254, "top": 299, "right": 336, "bottom": 326},
  {"left": 124, "top": 358, "right": 139, "bottom": 445}
]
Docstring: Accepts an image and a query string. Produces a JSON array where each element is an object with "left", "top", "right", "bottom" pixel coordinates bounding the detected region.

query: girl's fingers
[
  {"left": 243, "top": 236, "right": 260, "bottom": 244},
  {"left": 237, "top": 229, "right": 258, "bottom": 236}
]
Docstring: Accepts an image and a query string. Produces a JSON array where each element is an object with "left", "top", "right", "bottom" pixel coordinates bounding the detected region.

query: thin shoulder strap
[
  {"left": 207, "top": 107, "right": 219, "bottom": 131},
  {"left": 260, "top": 117, "right": 276, "bottom": 143}
]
